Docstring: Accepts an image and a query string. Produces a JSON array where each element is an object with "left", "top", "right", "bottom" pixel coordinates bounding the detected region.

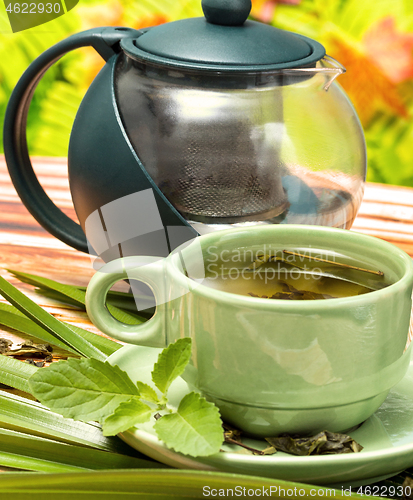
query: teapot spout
[
  {"left": 283, "top": 55, "right": 346, "bottom": 91},
  {"left": 321, "top": 55, "right": 346, "bottom": 91}
]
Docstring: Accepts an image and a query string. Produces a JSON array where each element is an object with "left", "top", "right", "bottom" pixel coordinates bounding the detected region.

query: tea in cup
[{"left": 86, "top": 225, "right": 413, "bottom": 437}]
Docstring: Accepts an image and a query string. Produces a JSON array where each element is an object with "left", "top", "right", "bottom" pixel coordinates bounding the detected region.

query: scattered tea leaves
[
  {"left": 154, "top": 392, "right": 222, "bottom": 457},
  {"left": 265, "top": 431, "right": 363, "bottom": 456},
  {"left": 28, "top": 358, "right": 140, "bottom": 423},
  {"left": 151, "top": 338, "right": 192, "bottom": 394}
]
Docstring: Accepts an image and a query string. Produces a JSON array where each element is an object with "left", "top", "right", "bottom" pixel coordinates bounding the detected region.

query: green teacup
[{"left": 85, "top": 225, "right": 413, "bottom": 437}]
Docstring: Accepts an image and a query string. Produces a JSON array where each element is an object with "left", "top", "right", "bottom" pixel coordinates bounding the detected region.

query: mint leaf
[
  {"left": 136, "top": 381, "right": 159, "bottom": 404},
  {"left": 28, "top": 358, "right": 140, "bottom": 423},
  {"left": 154, "top": 392, "right": 223, "bottom": 457},
  {"left": 102, "top": 400, "right": 153, "bottom": 436},
  {"left": 151, "top": 338, "right": 192, "bottom": 394}
]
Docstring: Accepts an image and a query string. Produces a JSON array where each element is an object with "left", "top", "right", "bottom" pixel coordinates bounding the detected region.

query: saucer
[{"left": 108, "top": 345, "right": 413, "bottom": 488}]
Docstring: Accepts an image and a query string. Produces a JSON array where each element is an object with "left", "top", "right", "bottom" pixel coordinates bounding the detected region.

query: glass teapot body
[
  {"left": 4, "top": 13, "right": 367, "bottom": 258},
  {"left": 115, "top": 54, "right": 366, "bottom": 234}
]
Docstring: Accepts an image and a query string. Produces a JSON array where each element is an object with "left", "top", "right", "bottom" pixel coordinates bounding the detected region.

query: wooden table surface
[{"left": 1, "top": 155, "right": 413, "bottom": 480}]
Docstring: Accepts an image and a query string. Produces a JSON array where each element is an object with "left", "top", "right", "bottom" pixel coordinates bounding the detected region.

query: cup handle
[{"left": 85, "top": 256, "right": 167, "bottom": 347}]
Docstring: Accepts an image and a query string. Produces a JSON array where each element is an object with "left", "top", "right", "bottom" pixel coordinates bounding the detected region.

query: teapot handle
[{"left": 3, "top": 27, "right": 141, "bottom": 253}]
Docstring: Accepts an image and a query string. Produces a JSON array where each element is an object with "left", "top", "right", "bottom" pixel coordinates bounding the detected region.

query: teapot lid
[{"left": 120, "top": 0, "right": 325, "bottom": 73}]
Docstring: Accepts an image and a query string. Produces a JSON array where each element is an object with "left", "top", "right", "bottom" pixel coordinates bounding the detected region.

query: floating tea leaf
[
  {"left": 265, "top": 431, "right": 363, "bottom": 456},
  {"left": 282, "top": 250, "right": 384, "bottom": 276},
  {"left": 280, "top": 250, "right": 388, "bottom": 291},
  {"left": 249, "top": 281, "right": 336, "bottom": 301},
  {"left": 246, "top": 255, "right": 272, "bottom": 271}
]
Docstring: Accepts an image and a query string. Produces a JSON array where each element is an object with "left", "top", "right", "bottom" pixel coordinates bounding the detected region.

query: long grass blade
[
  {"left": 8, "top": 270, "right": 147, "bottom": 325},
  {"left": 0, "top": 303, "right": 120, "bottom": 357},
  {"left": 7, "top": 270, "right": 85, "bottom": 307},
  {"left": 99, "top": 292, "right": 153, "bottom": 316},
  {"left": 36, "top": 287, "right": 154, "bottom": 316},
  {"left": 0, "top": 470, "right": 363, "bottom": 497},
  {"left": 0, "top": 390, "right": 131, "bottom": 455},
  {"left": 0, "top": 428, "right": 163, "bottom": 473},
  {"left": 0, "top": 355, "right": 37, "bottom": 393},
  {"left": 67, "top": 324, "right": 120, "bottom": 357},
  {"left": 0, "top": 276, "right": 106, "bottom": 360},
  {"left": 34, "top": 288, "right": 83, "bottom": 308}
]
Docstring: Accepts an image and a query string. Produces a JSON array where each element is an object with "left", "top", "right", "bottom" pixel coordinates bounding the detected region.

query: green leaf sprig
[
  {"left": 0, "top": 274, "right": 223, "bottom": 458},
  {"left": 28, "top": 338, "right": 224, "bottom": 457}
]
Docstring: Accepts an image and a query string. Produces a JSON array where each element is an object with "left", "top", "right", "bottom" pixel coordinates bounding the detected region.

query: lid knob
[{"left": 202, "top": 0, "right": 252, "bottom": 26}]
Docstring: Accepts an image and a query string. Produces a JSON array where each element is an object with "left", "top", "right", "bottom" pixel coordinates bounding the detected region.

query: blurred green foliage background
[{"left": 0, "top": 0, "right": 413, "bottom": 186}]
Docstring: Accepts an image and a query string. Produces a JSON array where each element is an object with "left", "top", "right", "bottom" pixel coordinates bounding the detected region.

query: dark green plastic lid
[{"left": 121, "top": 0, "right": 325, "bottom": 72}]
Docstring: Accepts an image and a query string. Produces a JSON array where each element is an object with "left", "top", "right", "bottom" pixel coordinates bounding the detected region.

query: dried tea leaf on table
[
  {"left": 0, "top": 338, "right": 12, "bottom": 354},
  {"left": 5, "top": 341, "right": 53, "bottom": 359}
]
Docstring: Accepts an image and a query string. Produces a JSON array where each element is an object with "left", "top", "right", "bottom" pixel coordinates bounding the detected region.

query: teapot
[{"left": 3, "top": 0, "right": 366, "bottom": 262}]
